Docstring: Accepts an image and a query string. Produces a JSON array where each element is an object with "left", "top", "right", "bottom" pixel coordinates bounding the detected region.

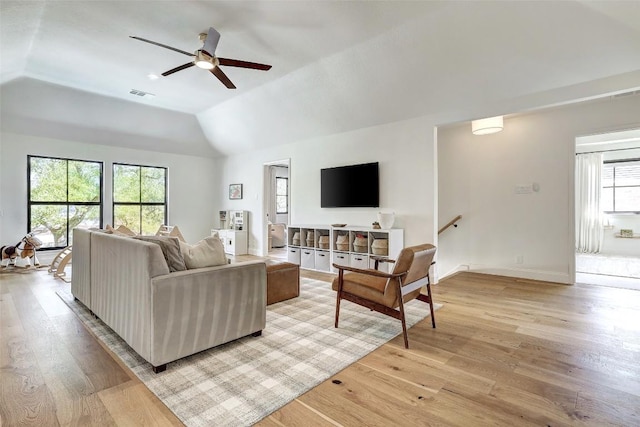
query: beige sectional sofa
[{"left": 71, "top": 228, "right": 266, "bottom": 372}]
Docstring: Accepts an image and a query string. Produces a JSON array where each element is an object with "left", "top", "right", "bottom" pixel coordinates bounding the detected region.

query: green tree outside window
[
  {"left": 113, "top": 163, "right": 167, "bottom": 234},
  {"left": 28, "top": 156, "right": 102, "bottom": 248},
  {"left": 276, "top": 177, "right": 288, "bottom": 214}
]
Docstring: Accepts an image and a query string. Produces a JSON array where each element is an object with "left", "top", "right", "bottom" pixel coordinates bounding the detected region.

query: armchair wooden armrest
[
  {"left": 369, "top": 255, "right": 436, "bottom": 271},
  {"left": 370, "top": 255, "right": 396, "bottom": 271},
  {"left": 332, "top": 263, "right": 406, "bottom": 279}
]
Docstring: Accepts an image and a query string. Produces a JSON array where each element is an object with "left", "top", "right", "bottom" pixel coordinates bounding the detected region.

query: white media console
[{"left": 287, "top": 225, "right": 404, "bottom": 274}]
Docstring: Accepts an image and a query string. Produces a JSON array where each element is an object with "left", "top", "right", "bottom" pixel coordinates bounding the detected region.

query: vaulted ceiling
[{"left": 2, "top": 1, "right": 639, "bottom": 157}]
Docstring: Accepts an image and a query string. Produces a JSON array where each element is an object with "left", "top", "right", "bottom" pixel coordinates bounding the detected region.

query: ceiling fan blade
[
  {"left": 129, "top": 36, "right": 194, "bottom": 57},
  {"left": 218, "top": 57, "right": 272, "bottom": 71},
  {"left": 162, "top": 62, "right": 196, "bottom": 76},
  {"left": 202, "top": 27, "right": 221, "bottom": 56},
  {"left": 211, "top": 66, "right": 236, "bottom": 89}
]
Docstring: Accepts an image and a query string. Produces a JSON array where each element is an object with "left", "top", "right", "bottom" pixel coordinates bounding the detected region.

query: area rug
[
  {"left": 576, "top": 253, "right": 640, "bottom": 278},
  {"left": 57, "top": 278, "right": 440, "bottom": 426}
]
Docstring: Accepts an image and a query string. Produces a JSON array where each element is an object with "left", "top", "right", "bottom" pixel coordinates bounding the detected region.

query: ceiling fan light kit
[
  {"left": 130, "top": 26, "right": 271, "bottom": 89},
  {"left": 195, "top": 51, "right": 215, "bottom": 70}
]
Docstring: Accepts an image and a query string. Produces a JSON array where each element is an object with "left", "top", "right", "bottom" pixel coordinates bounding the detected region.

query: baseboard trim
[
  {"left": 466, "top": 265, "right": 572, "bottom": 285},
  {"left": 438, "top": 265, "right": 470, "bottom": 282}
]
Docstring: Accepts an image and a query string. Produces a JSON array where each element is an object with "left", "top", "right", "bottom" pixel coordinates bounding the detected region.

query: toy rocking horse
[
  {"left": 1, "top": 233, "right": 43, "bottom": 268},
  {"left": 0, "top": 244, "right": 18, "bottom": 267}
]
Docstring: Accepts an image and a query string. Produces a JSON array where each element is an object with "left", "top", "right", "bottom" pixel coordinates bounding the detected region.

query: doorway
[
  {"left": 262, "top": 159, "right": 291, "bottom": 257},
  {"left": 574, "top": 128, "right": 640, "bottom": 290}
]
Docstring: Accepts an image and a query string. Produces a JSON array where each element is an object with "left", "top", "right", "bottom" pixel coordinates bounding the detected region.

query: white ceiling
[{"left": 1, "top": 1, "right": 640, "bottom": 158}]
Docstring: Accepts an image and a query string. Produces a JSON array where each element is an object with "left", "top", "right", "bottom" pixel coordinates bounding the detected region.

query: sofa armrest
[
  {"left": 149, "top": 260, "right": 267, "bottom": 366},
  {"left": 71, "top": 228, "right": 92, "bottom": 308},
  {"left": 89, "top": 232, "right": 171, "bottom": 362}
]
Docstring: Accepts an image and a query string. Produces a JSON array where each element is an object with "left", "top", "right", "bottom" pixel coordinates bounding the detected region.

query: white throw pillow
[{"left": 180, "top": 235, "right": 227, "bottom": 269}]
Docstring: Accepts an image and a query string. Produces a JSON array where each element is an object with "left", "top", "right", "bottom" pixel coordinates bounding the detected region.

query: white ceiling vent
[{"left": 129, "top": 89, "right": 155, "bottom": 98}]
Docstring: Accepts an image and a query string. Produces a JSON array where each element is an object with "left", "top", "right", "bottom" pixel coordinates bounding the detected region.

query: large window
[
  {"left": 113, "top": 163, "right": 167, "bottom": 234},
  {"left": 28, "top": 156, "right": 103, "bottom": 249},
  {"left": 602, "top": 159, "right": 640, "bottom": 213},
  {"left": 276, "top": 177, "right": 288, "bottom": 214}
]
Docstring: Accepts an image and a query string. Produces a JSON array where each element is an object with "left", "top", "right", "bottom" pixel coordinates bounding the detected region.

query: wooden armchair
[{"left": 331, "top": 244, "right": 437, "bottom": 348}]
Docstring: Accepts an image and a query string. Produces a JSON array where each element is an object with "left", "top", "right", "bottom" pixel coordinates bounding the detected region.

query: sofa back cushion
[
  {"left": 179, "top": 235, "right": 228, "bottom": 269},
  {"left": 133, "top": 235, "right": 187, "bottom": 272}
]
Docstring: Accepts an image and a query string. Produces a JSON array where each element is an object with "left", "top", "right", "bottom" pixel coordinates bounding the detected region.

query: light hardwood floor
[{"left": 1, "top": 261, "right": 639, "bottom": 426}]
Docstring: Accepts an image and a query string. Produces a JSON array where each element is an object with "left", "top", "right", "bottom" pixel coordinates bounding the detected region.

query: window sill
[{"left": 604, "top": 212, "right": 640, "bottom": 216}]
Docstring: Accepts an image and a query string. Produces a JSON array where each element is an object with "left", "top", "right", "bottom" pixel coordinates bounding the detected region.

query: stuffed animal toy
[{"left": 0, "top": 243, "right": 19, "bottom": 268}]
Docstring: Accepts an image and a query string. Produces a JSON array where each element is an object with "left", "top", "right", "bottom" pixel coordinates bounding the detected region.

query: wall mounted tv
[{"left": 321, "top": 162, "right": 379, "bottom": 208}]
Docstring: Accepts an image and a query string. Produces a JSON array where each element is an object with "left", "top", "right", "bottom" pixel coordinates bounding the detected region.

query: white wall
[
  {"left": 0, "top": 132, "right": 217, "bottom": 245},
  {"left": 216, "top": 116, "right": 437, "bottom": 256},
  {"left": 438, "top": 95, "right": 640, "bottom": 284}
]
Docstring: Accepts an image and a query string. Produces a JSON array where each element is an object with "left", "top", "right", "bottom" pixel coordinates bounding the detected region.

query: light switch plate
[{"left": 515, "top": 185, "right": 533, "bottom": 194}]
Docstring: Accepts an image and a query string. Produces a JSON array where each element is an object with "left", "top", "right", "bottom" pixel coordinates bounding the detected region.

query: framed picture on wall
[{"left": 229, "top": 184, "right": 243, "bottom": 200}]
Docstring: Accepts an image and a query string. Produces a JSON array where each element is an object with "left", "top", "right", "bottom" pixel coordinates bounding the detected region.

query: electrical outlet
[{"left": 516, "top": 255, "right": 524, "bottom": 264}]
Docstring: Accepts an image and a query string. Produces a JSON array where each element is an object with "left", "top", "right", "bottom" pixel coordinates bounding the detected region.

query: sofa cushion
[
  {"left": 180, "top": 235, "right": 227, "bottom": 269},
  {"left": 133, "top": 235, "right": 187, "bottom": 272}
]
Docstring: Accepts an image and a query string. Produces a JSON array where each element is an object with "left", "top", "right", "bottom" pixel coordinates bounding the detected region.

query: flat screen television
[{"left": 321, "top": 162, "right": 379, "bottom": 208}]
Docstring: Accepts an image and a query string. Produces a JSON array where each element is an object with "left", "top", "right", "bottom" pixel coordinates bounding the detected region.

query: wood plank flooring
[{"left": 2, "top": 263, "right": 639, "bottom": 426}]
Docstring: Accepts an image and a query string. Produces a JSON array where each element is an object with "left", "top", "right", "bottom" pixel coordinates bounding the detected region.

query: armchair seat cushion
[{"left": 332, "top": 272, "right": 395, "bottom": 307}]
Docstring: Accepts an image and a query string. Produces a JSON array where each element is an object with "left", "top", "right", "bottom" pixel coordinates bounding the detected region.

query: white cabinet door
[
  {"left": 216, "top": 230, "right": 233, "bottom": 255},
  {"left": 332, "top": 252, "right": 349, "bottom": 270},
  {"left": 315, "top": 250, "right": 330, "bottom": 272},
  {"left": 225, "top": 238, "right": 235, "bottom": 255},
  {"left": 301, "top": 249, "right": 315, "bottom": 269},
  {"left": 350, "top": 253, "right": 368, "bottom": 270},
  {"left": 287, "top": 247, "right": 301, "bottom": 265}
]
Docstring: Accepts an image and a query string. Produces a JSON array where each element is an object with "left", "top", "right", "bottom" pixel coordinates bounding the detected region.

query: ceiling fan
[{"left": 130, "top": 27, "right": 272, "bottom": 89}]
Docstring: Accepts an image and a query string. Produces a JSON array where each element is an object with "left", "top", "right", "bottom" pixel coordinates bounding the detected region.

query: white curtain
[{"left": 575, "top": 152, "right": 604, "bottom": 253}]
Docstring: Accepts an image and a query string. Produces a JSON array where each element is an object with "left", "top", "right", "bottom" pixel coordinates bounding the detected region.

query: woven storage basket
[
  {"left": 336, "top": 234, "right": 349, "bottom": 251},
  {"left": 292, "top": 232, "right": 300, "bottom": 246},
  {"left": 353, "top": 235, "right": 368, "bottom": 253},
  {"left": 371, "top": 238, "right": 388, "bottom": 255},
  {"left": 318, "top": 235, "right": 330, "bottom": 249}
]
